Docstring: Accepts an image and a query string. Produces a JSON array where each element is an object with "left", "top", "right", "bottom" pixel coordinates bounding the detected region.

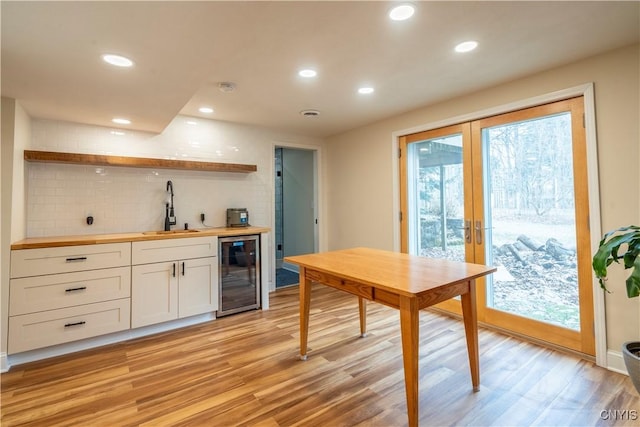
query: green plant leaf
[
  {"left": 627, "top": 256, "right": 640, "bottom": 298},
  {"left": 592, "top": 225, "right": 640, "bottom": 296}
]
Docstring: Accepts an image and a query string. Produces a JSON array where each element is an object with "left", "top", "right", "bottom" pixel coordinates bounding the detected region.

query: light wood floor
[{"left": 2, "top": 284, "right": 639, "bottom": 426}]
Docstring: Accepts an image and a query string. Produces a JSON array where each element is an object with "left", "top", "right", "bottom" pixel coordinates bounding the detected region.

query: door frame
[
  {"left": 271, "top": 141, "right": 324, "bottom": 291},
  {"left": 391, "top": 83, "right": 605, "bottom": 366}
]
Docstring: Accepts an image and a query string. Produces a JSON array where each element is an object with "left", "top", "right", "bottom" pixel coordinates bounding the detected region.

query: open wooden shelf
[{"left": 24, "top": 150, "right": 257, "bottom": 173}]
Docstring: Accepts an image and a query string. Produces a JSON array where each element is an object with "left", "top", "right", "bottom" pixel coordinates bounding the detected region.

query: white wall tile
[{"left": 26, "top": 116, "right": 322, "bottom": 237}]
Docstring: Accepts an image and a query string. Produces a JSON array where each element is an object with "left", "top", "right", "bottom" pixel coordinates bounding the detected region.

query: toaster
[{"left": 226, "top": 208, "right": 249, "bottom": 227}]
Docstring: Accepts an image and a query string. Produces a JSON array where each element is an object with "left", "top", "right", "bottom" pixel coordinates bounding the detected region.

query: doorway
[
  {"left": 400, "top": 97, "right": 595, "bottom": 356},
  {"left": 275, "top": 147, "right": 317, "bottom": 288}
]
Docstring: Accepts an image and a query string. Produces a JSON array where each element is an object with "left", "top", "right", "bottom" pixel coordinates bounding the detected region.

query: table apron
[
  {"left": 417, "top": 280, "right": 471, "bottom": 309},
  {"left": 304, "top": 269, "right": 472, "bottom": 310}
]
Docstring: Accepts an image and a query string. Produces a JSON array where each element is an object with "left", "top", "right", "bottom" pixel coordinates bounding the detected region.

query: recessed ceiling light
[
  {"left": 298, "top": 69, "right": 317, "bottom": 78},
  {"left": 199, "top": 107, "right": 214, "bottom": 113},
  {"left": 455, "top": 41, "right": 478, "bottom": 53},
  {"left": 389, "top": 4, "right": 415, "bottom": 21},
  {"left": 112, "top": 118, "right": 131, "bottom": 125},
  {"left": 102, "top": 54, "right": 134, "bottom": 67},
  {"left": 358, "top": 87, "right": 375, "bottom": 94}
]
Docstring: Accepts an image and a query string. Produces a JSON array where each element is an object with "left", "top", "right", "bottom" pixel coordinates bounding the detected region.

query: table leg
[
  {"left": 358, "top": 297, "right": 367, "bottom": 337},
  {"left": 299, "top": 266, "right": 311, "bottom": 361},
  {"left": 399, "top": 295, "right": 419, "bottom": 427},
  {"left": 460, "top": 279, "right": 480, "bottom": 391}
]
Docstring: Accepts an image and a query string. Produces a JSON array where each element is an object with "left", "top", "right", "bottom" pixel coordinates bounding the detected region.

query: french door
[{"left": 400, "top": 97, "right": 595, "bottom": 356}]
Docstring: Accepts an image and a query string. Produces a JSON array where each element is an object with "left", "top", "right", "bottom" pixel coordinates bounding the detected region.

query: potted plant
[{"left": 592, "top": 225, "right": 640, "bottom": 393}]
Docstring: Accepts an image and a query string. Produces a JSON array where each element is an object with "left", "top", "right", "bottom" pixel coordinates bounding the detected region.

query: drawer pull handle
[
  {"left": 182, "top": 262, "right": 185, "bottom": 276},
  {"left": 65, "top": 286, "right": 87, "bottom": 293},
  {"left": 64, "top": 321, "right": 86, "bottom": 328},
  {"left": 172, "top": 263, "right": 176, "bottom": 277},
  {"left": 65, "top": 257, "right": 88, "bottom": 262}
]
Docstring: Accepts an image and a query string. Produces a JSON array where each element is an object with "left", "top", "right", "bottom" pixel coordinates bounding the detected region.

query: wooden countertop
[{"left": 11, "top": 226, "right": 270, "bottom": 250}]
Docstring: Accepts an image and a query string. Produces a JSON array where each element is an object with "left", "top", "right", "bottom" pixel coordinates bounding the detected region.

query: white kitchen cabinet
[
  {"left": 10, "top": 242, "right": 131, "bottom": 278},
  {"left": 9, "top": 266, "right": 130, "bottom": 316},
  {"left": 8, "top": 300, "right": 130, "bottom": 354},
  {"left": 131, "top": 237, "right": 218, "bottom": 328},
  {"left": 131, "top": 261, "right": 178, "bottom": 327},
  {"left": 179, "top": 257, "right": 219, "bottom": 318},
  {"left": 8, "top": 242, "right": 132, "bottom": 354}
]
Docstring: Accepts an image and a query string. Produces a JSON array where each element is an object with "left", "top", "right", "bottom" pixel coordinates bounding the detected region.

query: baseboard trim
[
  {"left": 281, "top": 262, "right": 299, "bottom": 273},
  {"left": 1, "top": 352, "right": 9, "bottom": 373},
  {"left": 5, "top": 313, "right": 215, "bottom": 370},
  {"left": 607, "top": 349, "right": 629, "bottom": 375}
]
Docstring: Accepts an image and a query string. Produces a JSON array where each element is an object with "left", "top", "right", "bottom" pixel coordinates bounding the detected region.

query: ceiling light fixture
[
  {"left": 358, "top": 87, "right": 375, "bottom": 94},
  {"left": 389, "top": 4, "right": 415, "bottom": 21},
  {"left": 199, "top": 107, "right": 214, "bottom": 113},
  {"left": 298, "top": 69, "right": 317, "bottom": 78},
  {"left": 112, "top": 118, "right": 131, "bottom": 125},
  {"left": 218, "top": 82, "right": 236, "bottom": 93},
  {"left": 102, "top": 54, "right": 134, "bottom": 67},
  {"left": 455, "top": 41, "right": 478, "bottom": 53}
]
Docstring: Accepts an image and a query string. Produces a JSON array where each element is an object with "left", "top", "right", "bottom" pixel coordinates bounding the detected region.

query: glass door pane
[
  {"left": 481, "top": 112, "right": 580, "bottom": 330},
  {"left": 402, "top": 122, "right": 472, "bottom": 267},
  {"left": 408, "top": 135, "right": 465, "bottom": 261}
]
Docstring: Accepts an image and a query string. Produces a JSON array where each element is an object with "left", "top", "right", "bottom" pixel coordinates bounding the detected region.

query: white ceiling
[{"left": 2, "top": 1, "right": 639, "bottom": 138}]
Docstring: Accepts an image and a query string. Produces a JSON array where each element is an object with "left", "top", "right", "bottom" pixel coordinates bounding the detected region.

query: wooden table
[{"left": 284, "top": 247, "right": 496, "bottom": 427}]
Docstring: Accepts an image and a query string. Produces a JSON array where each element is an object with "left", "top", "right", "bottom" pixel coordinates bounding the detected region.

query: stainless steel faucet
[{"left": 164, "top": 180, "right": 177, "bottom": 231}]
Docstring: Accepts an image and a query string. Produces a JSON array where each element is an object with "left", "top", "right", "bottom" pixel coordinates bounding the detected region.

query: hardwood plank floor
[{"left": 2, "top": 284, "right": 639, "bottom": 426}]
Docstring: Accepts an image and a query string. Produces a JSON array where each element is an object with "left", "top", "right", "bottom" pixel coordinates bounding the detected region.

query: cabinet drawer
[
  {"left": 8, "top": 299, "right": 130, "bottom": 354},
  {"left": 305, "top": 269, "right": 373, "bottom": 300},
  {"left": 11, "top": 243, "right": 131, "bottom": 278},
  {"left": 10, "top": 266, "right": 131, "bottom": 316},
  {"left": 132, "top": 236, "right": 217, "bottom": 265}
]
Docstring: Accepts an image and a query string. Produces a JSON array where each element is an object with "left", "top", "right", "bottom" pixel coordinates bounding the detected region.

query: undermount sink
[{"left": 142, "top": 229, "right": 201, "bottom": 235}]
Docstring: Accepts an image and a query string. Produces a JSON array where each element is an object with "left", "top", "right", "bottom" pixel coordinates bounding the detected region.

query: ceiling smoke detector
[
  {"left": 218, "top": 82, "right": 236, "bottom": 93},
  {"left": 300, "top": 109, "right": 320, "bottom": 117}
]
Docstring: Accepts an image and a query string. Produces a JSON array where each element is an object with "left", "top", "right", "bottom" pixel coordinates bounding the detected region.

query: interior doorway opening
[{"left": 274, "top": 146, "right": 317, "bottom": 288}]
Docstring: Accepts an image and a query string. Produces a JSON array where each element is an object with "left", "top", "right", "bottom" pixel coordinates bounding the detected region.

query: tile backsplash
[{"left": 25, "top": 116, "right": 321, "bottom": 237}]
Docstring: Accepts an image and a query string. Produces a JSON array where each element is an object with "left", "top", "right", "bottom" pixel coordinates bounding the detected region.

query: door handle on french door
[
  {"left": 475, "top": 220, "right": 483, "bottom": 245},
  {"left": 464, "top": 220, "right": 472, "bottom": 243}
]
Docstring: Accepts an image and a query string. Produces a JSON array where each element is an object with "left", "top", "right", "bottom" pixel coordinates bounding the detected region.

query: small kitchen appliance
[{"left": 226, "top": 208, "right": 249, "bottom": 227}]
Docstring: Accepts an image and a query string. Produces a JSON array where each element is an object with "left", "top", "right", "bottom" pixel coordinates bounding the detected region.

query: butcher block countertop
[{"left": 11, "top": 226, "right": 270, "bottom": 250}]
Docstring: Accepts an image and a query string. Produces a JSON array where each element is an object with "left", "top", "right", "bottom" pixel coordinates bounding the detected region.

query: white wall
[
  {"left": 1, "top": 98, "right": 16, "bottom": 370},
  {"left": 325, "top": 44, "right": 640, "bottom": 365},
  {"left": 1, "top": 98, "right": 31, "bottom": 369}
]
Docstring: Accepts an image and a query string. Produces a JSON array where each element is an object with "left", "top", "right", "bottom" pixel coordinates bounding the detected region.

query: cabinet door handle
[
  {"left": 65, "top": 286, "right": 87, "bottom": 293},
  {"left": 64, "top": 321, "right": 86, "bottom": 328},
  {"left": 65, "top": 257, "right": 87, "bottom": 262},
  {"left": 172, "top": 263, "right": 176, "bottom": 277},
  {"left": 181, "top": 262, "right": 185, "bottom": 276}
]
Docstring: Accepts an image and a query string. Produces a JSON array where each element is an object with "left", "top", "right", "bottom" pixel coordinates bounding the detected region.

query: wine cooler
[{"left": 218, "top": 235, "right": 261, "bottom": 316}]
